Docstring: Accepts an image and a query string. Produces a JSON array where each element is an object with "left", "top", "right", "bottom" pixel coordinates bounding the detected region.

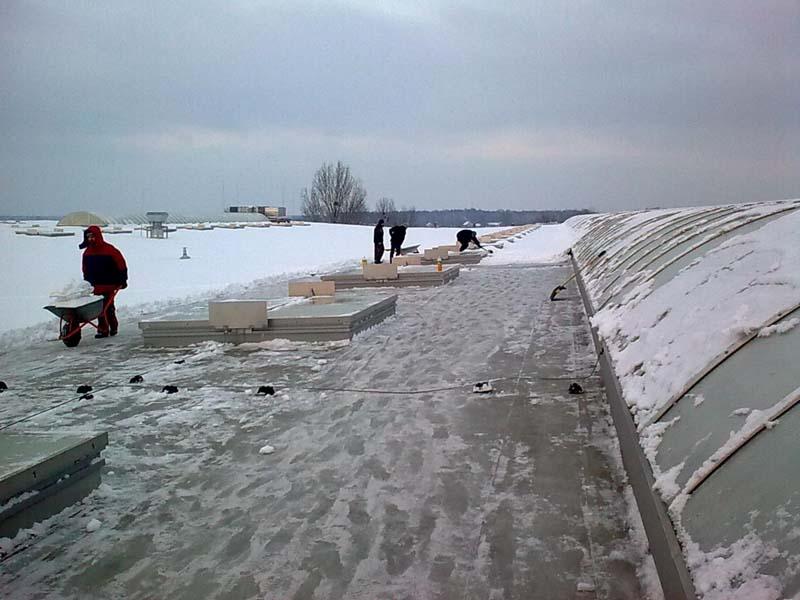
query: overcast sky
[{"left": 1, "top": 1, "right": 798, "bottom": 216}]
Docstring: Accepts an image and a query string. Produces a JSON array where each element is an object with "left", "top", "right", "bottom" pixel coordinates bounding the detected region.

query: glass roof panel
[
  {"left": 682, "top": 404, "right": 800, "bottom": 595},
  {"left": 601, "top": 204, "right": 796, "bottom": 309},
  {"left": 655, "top": 308, "right": 800, "bottom": 489},
  {"left": 584, "top": 210, "right": 695, "bottom": 282},
  {"left": 651, "top": 208, "right": 799, "bottom": 291},
  {"left": 596, "top": 208, "right": 723, "bottom": 274},
  {"left": 575, "top": 214, "right": 635, "bottom": 263},
  {"left": 589, "top": 208, "right": 728, "bottom": 298}
]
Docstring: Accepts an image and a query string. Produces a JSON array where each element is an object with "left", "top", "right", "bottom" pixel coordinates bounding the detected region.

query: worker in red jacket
[{"left": 79, "top": 225, "right": 128, "bottom": 338}]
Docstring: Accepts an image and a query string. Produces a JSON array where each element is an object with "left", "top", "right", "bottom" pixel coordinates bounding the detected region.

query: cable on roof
[
  {"left": 550, "top": 249, "right": 605, "bottom": 301},
  {"left": 0, "top": 348, "right": 604, "bottom": 430}
]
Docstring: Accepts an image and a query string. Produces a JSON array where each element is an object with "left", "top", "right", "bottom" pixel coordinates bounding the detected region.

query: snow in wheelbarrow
[{"left": 43, "top": 295, "right": 106, "bottom": 347}]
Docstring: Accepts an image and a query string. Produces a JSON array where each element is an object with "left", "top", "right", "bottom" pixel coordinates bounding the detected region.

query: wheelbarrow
[{"left": 43, "top": 291, "right": 116, "bottom": 347}]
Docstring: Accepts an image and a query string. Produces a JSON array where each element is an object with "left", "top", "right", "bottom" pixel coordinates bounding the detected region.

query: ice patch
[{"left": 86, "top": 518, "right": 102, "bottom": 532}]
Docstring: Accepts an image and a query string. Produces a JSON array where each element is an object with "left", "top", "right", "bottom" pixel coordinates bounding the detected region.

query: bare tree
[
  {"left": 374, "top": 197, "right": 396, "bottom": 221},
  {"left": 301, "top": 162, "right": 368, "bottom": 223},
  {"left": 398, "top": 205, "right": 417, "bottom": 227}
]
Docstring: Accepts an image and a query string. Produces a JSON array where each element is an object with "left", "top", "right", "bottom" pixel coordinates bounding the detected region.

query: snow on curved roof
[
  {"left": 568, "top": 199, "right": 800, "bottom": 598},
  {"left": 57, "top": 211, "right": 111, "bottom": 226}
]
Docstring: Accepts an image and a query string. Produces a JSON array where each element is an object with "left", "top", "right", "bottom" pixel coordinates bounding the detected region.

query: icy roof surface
[{"left": 0, "top": 224, "right": 655, "bottom": 598}]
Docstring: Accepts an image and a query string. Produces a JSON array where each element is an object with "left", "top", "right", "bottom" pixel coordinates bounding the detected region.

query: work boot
[
  {"left": 95, "top": 332, "right": 109, "bottom": 339},
  {"left": 110, "top": 329, "right": 118, "bottom": 337}
]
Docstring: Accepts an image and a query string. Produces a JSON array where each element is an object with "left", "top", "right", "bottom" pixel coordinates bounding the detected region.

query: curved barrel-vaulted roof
[
  {"left": 58, "top": 211, "right": 268, "bottom": 226},
  {"left": 567, "top": 199, "right": 800, "bottom": 598},
  {"left": 57, "top": 211, "right": 111, "bottom": 227}
]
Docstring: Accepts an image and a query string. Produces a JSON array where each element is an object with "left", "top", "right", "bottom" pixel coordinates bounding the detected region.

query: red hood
[
  {"left": 85, "top": 225, "right": 105, "bottom": 243},
  {"left": 80, "top": 225, "right": 106, "bottom": 249}
]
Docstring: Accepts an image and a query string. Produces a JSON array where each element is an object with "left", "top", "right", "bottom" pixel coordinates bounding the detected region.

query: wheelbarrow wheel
[{"left": 62, "top": 320, "right": 82, "bottom": 347}]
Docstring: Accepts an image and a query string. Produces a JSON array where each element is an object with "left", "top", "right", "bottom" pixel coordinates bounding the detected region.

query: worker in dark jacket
[
  {"left": 373, "top": 219, "right": 385, "bottom": 264},
  {"left": 388, "top": 224, "right": 407, "bottom": 263},
  {"left": 79, "top": 225, "right": 128, "bottom": 338},
  {"left": 456, "top": 229, "right": 487, "bottom": 252}
]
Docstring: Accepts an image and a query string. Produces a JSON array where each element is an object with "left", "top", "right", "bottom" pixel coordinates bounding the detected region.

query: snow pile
[
  {"left": 758, "top": 317, "right": 800, "bottom": 338},
  {"left": 85, "top": 518, "right": 102, "bottom": 533},
  {"left": 48, "top": 280, "right": 94, "bottom": 302}
]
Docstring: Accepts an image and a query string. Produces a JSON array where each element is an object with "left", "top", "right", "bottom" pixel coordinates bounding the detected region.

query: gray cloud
[{"left": 1, "top": 0, "right": 798, "bottom": 216}]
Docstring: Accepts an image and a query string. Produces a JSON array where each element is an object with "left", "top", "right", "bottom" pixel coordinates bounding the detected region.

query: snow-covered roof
[
  {"left": 58, "top": 211, "right": 268, "bottom": 226},
  {"left": 567, "top": 199, "right": 800, "bottom": 598}
]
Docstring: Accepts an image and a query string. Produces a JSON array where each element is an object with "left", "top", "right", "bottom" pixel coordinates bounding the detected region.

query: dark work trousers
[
  {"left": 389, "top": 243, "right": 402, "bottom": 262},
  {"left": 458, "top": 241, "right": 470, "bottom": 252},
  {"left": 374, "top": 242, "right": 385, "bottom": 264},
  {"left": 98, "top": 292, "right": 119, "bottom": 335}
]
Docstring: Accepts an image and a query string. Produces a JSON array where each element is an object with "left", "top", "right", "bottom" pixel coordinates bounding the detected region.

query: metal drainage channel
[{"left": 570, "top": 253, "right": 697, "bottom": 600}]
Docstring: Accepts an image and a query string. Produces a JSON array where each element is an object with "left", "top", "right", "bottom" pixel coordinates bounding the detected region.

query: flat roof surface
[{"left": 0, "top": 264, "right": 646, "bottom": 598}]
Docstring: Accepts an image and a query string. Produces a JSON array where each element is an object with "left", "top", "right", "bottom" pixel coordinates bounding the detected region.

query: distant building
[
  {"left": 227, "top": 205, "right": 286, "bottom": 218},
  {"left": 145, "top": 211, "right": 169, "bottom": 239}
]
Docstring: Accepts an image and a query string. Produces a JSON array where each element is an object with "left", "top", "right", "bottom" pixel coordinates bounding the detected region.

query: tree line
[{"left": 300, "top": 161, "right": 590, "bottom": 226}]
